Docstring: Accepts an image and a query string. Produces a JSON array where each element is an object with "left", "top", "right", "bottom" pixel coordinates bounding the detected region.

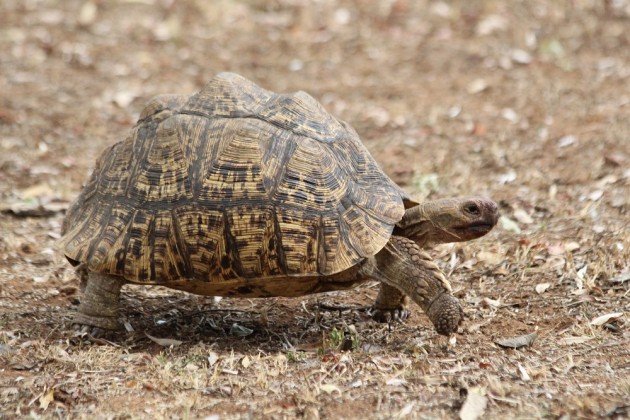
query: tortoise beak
[{"left": 485, "top": 200, "right": 500, "bottom": 226}]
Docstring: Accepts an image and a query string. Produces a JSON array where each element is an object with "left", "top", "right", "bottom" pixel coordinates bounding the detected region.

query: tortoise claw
[
  {"left": 72, "top": 323, "right": 109, "bottom": 338},
  {"left": 370, "top": 307, "right": 410, "bottom": 324}
]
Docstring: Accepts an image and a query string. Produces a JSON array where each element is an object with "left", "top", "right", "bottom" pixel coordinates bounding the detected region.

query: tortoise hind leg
[
  {"left": 370, "top": 283, "right": 410, "bottom": 323},
  {"left": 73, "top": 271, "right": 126, "bottom": 336}
]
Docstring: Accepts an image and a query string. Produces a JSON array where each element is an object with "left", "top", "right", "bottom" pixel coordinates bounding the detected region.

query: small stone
[
  {"left": 467, "top": 78, "right": 488, "bottom": 94},
  {"left": 448, "top": 105, "right": 462, "bottom": 118},
  {"left": 501, "top": 108, "right": 519, "bottom": 123},
  {"left": 557, "top": 135, "right": 576, "bottom": 148},
  {"left": 511, "top": 49, "right": 532, "bottom": 64}
]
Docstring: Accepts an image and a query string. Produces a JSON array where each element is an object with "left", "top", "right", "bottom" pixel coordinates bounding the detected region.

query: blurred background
[
  {"left": 0, "top": 0, "right": 628, "bottom": 418},
  {"left": 1, "top": 0, "right": 628, "bottom": 207}
]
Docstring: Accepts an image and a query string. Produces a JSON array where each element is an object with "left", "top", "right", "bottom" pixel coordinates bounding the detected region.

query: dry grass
[{"left": 1, "top": 0, "right": 629, "bottom": 418}]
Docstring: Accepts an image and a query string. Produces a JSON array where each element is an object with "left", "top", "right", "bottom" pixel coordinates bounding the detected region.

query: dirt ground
[{"left": 1, "top": 0, "right": 629, "bottom": 418}]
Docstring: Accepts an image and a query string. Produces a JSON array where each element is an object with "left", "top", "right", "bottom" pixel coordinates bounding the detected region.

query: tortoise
[{"left": 60, "top": 73, "right": 499, "bottom": 337}]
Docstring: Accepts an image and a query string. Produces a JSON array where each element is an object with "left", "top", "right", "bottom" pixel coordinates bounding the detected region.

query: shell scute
[{"left": 61, "top": 73, "right": 408, "bottom": 284}]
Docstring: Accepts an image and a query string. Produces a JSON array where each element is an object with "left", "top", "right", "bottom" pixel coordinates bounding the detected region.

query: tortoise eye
[{"left": 464, "top": 203, "right": 481, "bottom": 215}]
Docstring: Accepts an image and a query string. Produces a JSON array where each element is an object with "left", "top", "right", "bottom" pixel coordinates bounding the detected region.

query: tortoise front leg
[
  {"left": 363, "top": 236, "right": 463, "bottom": 335},
  {"left": 73, "top": 271, "right": 126, "bottom": 336},
  {"left": 370, "top": 284, "right": 410, "bottom": 323}
]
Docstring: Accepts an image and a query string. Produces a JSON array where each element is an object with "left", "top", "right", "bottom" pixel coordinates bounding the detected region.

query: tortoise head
[{"left": 395, "top": 197, "right": 499, "bottom": 247}]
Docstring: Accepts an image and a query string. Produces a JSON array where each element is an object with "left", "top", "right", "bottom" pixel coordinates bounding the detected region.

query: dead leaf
[
  {"left": 397, "top": 402, "right": 415, "bottom": 418},
  {"left": 145, "top": 333, "right": 182, "bottom": 347},
  {"left": 560, "top": 336, "right": 594, "bottom": 346},
  {"left": 459, "top": 388, "right": 487, "bottom": 420},
  {"left": 477, "top": 251, "right": 503, "bottom": 266},
  {"left": 577, "top": 265, "right": 588, "bottom": 281},
  {"left": 495, "top": 332, "right": 537, "bottom": 349},
  {"left": 610, "top": 272, "right": 630, "bottom": 283},
  {"left": 471, "top": 122, "right": 487, "bottom": 136},
  {"left": 604, "top": 152, "right": 626, "bottom": 166},
  {"left": 547, "top": 242, "right": 565, "bottom": 256},
  {"left": 610, "top": 195, "right": 626, "bottom": 208},
  {"left": 207, "top": 352, "right": 219, "bottom": 366},
  {"left": 564, "top": 242, "right": 580, "bottom": 252},
  {"left": 499, "top": 216, "right": 521, "bottom": 234},
  {"left": 540, "top": 39, "right": 565, "bottom": 59},
  {"left": 20, "top": 183, "right": 54, "bottom": 199},
  {"left": 241, "top": 356, "right": 251, "bottom": 368},
  {"left": 430, "top": 2, "right": 452, "bottom": 18},
  {"left": 467, "top": 78, "right": 488, "bottom": 94},
  {"left": 517, "top": 364, "right": 531, "bottom": 381},
  {"left": 152, "top": 15, "right": 181, "bottom": 41},
  {"left": 0, "top": 108, "right": 17, "bottom": 124},
  {"left": 448, "top": 105, "right": 462, "bottom": 118},
  {"left": 319, "top": 384, "right": 341, "bottom": 395},
  {"left": 590, "top": 312, "right": 623, "bottom": 326},
  {"left": 501, "top": 108, "right": 519, "bottom": 123},
  {"left": 476, "top": 14, "right": 508, "bottom": 36},
  {"left": 535, "top": 283, "right": 551, "bottom": 294},
  {"left": 185, "top": 363, "right": 199, "bottom": 371},
  {"left": 587, "top": 190, "right": 604, "bottom": 201},
  {"left": 230, "top": 323, "right": 254, "bottom": 337},
  {"left": 497, "top": 170, "right": 517, "bottom": 185},
  {"left": 78, "top": 1, "right": 97, "bottom": 26},
  {"left": 386, "top": 378, "right": 407, "bottom": 387},
  {"left": 513, "top": 209, "right": 533, "bottom": 224},
  {"left": 511, "top": 49, "right": 532, "bottom": 64},
  {"left": 482, "top": 297, "right": 501, "bottom": 308},
  {"left": 557, "top": 135, "right": 576, "bottom": 148},
  {"left": 39, "top": 389, "right": 54, "bottom": 410},
  {"left": 113, "top": 90, "right": 136, "bottom": 108}
]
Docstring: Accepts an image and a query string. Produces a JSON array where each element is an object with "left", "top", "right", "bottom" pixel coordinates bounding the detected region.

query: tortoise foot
[
  {"left": 370, "top": 306, "right": 410, "bottom": 323},
  {"left": 72, "top": 271, "right": 125, "bottom": 338},
  {"left": 73, "top": 313, "right": 119, "bottom": 337}
]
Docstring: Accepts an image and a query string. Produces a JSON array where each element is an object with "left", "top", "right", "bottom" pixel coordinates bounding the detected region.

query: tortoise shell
[{"left": 61, "top": 73, "right": 415, "bottom": 285}]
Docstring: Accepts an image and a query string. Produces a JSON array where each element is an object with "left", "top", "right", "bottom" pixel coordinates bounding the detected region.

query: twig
[{"left": 315, "top": 303, "right": 370, "bottom": 312}]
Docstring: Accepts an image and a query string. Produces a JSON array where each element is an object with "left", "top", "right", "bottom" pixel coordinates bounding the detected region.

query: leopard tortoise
[{"left": 60, "top": 73, "right": 499, "bottom": 336}]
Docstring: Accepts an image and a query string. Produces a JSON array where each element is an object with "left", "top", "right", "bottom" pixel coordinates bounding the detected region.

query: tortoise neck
[
  {"left": 394, "top": 204, "right": 438, "bottom": 247},
  {"left": 395, "top": 200, "right": 462, "bottom": 247}
]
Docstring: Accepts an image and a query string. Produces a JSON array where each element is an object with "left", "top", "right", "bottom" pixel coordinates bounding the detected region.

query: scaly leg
[
  {"left": 371, "top": 283, "right": 410, "bottom": 323},
  {"left": 362, "top": 236, "right": 463, "bottom": 335},
  {"left": 73, "top": 271, "right": 125, "bottom": 336}
]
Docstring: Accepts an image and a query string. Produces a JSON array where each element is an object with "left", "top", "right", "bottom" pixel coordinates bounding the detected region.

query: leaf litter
[
  {"left": 1, "top": 1, "right": 628, "bottom": 419},
  {"left": 495, "top": 333, "right": 538, "bottom": 349}
]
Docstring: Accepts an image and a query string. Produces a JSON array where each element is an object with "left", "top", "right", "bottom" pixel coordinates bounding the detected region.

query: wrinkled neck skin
[{"left": 394, "top": 199, "right": 462, "bottom": 247}]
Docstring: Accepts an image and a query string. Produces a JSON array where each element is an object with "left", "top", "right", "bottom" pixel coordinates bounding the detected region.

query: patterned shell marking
[{"left": 60, "top": 73, "right": 411, "bottom": 283}]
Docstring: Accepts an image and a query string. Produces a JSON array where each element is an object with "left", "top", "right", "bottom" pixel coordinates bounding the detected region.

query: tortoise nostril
[{"left": 464, "top": 203, "right": 481, "bottom": 215}]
